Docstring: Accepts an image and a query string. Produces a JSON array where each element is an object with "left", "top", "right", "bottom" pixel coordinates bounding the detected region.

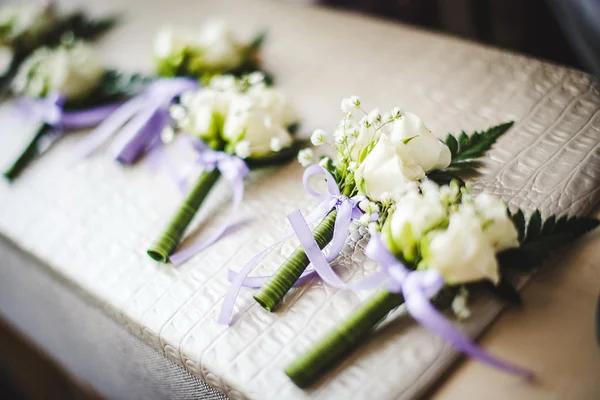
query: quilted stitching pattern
[{"left": 1, "top": 1, "right": 600, "bottom": 399}]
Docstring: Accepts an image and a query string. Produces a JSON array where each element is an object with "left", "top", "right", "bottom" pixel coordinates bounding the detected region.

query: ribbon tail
[
  {"left": 114, "top": 107, "right": 168, "bottom": 165},
  {"left": 218, "top": 201, "right": 335, "bottom": 325},
  {"left": 71, "top": 97, "right": 147, "bottom": 161},
  {"left": 404, "top": 289, "right": 533, "bottom": 378},
  {"left": 326, "top": 200, "right": 353, "bottom": 262},
  {"left": 107, "top": 103, "right": 162, "bottom": 162},
  {"left": 60, "top": 103, "right": 122, "bottom": 129},
  {"left": 227, "top": 268, "right": 318, "bottom": 289},
  {"left": 288, "top": 210, "right": 350, "bottom": 287},
  {"left": 145, "top": 143, "right": 190, "bottom": 192}
]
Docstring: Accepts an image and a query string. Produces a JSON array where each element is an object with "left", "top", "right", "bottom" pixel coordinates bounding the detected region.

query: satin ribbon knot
[
  {"left": 72, "top": 77, "right": 200, "bottom": 164},
  {"left": 218, "top": 164, "right": 368, "bottom": 325},
  {"left": 365, "top": 235, "right": 533, "bottom": 378}
]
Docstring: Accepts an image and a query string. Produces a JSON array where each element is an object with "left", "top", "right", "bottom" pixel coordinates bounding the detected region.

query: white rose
[
  {"left": 248, "top": 86, "right": 297, "bottom": 129},
  {"left": 223, "top": 104, "right": 292, "bottom": 157},
  {"left": 390, "top": 111, "right": 451, "bottom": 171},
  {"left": 354, "top": 134, "right": 426, "bottom": 201},
  {"left": 177, "top": 88, "right": 231, "bottom": 140},
  {"left": 13, "top": 42, "right": 104, "bottom": 100},
  {"left": 382, "top": 190, "right": 447, "bottom": 261},
  {"left": 197, "top": 20, "right": 241, "bottom": 70},
  {"left": 423, "top": 207, "right": 500, "bottom": 285},
  {"left": 153, "top": 26, "right": 193, "bottom": 59},
  {"left": 473, "top": 192, "right": 519, "bottom": 252}
]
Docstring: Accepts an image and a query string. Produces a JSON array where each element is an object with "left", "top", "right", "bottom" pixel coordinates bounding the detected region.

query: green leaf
[
  {"left": 446, "top": 121, "right": 514, "bottom": 164},
  {"left": 502, "top": 209, "right": 599, "bottom": 272},
  {"left": 510, "top": 209, "right": 526, "bottom": 243},
  {"left": 444, "top": 135, "right": 458, "bottom": 158},
  {"left": 401, "top": 135, "right": 418, "bottom": 145},
  {"left": 56, "top": 12, "right": 119, "bottom": 41},
  {"left": 249, "top": 31, "right": 267, "bottom": 51},
  {"left": 65, "top": 70, "right": 152, "bottom": 109},
  {"left": 525, "top": 210, "right": 542, "bottom": 242}
]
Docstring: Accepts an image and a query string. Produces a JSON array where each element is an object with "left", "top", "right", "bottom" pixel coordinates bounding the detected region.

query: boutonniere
[
  {"left": 0, "top": 1, "right": 117, "bottom": 97},
  {"left": 154, "top": 20, "right": 267, "bottom": 84},
  {"left": 72, "top": 20, "right": 268, "bottom": 167},
  {"left": 283, "top": 182, "right": 599, "bottom": 387},
  {"left": 219, "top": 96, "right": 513, "bottom": 323},
  {"left": 3, "top": 40, "right": 147, "bottom": 181},
  {"left": 146, "top": 74, "right": 300, "bottom": 265}
]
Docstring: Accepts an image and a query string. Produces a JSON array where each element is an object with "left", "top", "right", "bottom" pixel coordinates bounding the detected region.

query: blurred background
[{"left": 318, "top": 0, "right": 584, "bottom": 70}]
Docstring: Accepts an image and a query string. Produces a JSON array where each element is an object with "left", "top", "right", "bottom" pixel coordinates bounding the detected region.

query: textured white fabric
[{"left": 0, "top": 0, "right": 600, "bottom": 399}]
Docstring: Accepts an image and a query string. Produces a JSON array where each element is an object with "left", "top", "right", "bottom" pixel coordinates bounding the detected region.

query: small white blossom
[
  {"left": 248, "top": 71, "right": 265, "bottom": 85},
  {"left": 359, "top": 199, "right": 380, "bottom": 214},
  {"left": 359, "top": 213, "right": 372, "bottom": 226},
  {"left": 340, "top": 95, "right": 360, "bottom": 112},
  {"left": 367, "top": 108, "right": 381, "bottom": 125},
  {"left": 169, "top": 104, "right": 187, "bottom": 122},
  {"left": 379, "top": 192, "right": 392, "bottom": 203},
  {"left": 368, "top": 222, "right": 379, "bottom": 234},
  {"left": 348, "top": 161, "right": 357, "bottom": 171},
  {"left": 234, "top": 140, "right": 251, "bottom": 158},
  {"left": 390, "top": 106, "right": 402, "bottom": 119},
  {"left": 311, "top": 129, "right": 327, "bottom": 146},
  {"left": 318, "top": 157, "right": 330, "bottom": 168},
  {"left": 297, "top": 148, "right": 314, "bottom": 167},
  {"left": 270, "top": 136, "right": 282, "bottom": 152},
  {"left": 160, "top": 126, "right": 176, "bottom": 144},
  {"left": 452, "top": 288, "right": 471, "bottom": 319}
]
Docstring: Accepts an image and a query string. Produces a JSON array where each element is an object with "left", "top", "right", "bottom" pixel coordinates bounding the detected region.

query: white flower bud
[
  {"left": 234, "top": 140, "right": 251, "bottom": 159},
  {"left": 270, "top": 137, "right": 282, "bottom": 152},
  {"left": 297, "top": 148, "right": 314, "bottom": 167},
  {"left": 311, "top": 129, "right": 327, "bottom": 146}
]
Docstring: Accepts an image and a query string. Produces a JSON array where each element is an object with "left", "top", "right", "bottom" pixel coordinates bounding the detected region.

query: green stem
[
  {"left": 147, "top": 169, "right": 221, "bottom": 262},
  {"left": 285, "top": 290, "right": 404, "bottom": 388},
  {"left": 3, "top": 124, "right": 50, "bottom": 182},
  {"left": 254, "top": 209, "right": 338, "bottom": 311}
]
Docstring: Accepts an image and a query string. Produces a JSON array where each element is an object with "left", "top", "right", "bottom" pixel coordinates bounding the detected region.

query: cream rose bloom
[
  {"left": 390, "top": 111, "right": 451, "bottom": 172},
  {"left": 473, "top": 192, "right": 519, "bottom": 252},
  {"left": 355, "top": 134, "right": 426, "bottom": 201},
  {"left": 382, "top": 189, "right": 447, "bottom": 261},
  {"left": 423, "top": 207, "right": 500, "bottom": 285},
  {"left": 223, "top": 89, "right": 293, "bottom": 158},
  {"left": 13, "top": 42, "right": 104, "bottom": 100},
  {"left": 354, "top": 112, "right": 451, "bottom": 201}
]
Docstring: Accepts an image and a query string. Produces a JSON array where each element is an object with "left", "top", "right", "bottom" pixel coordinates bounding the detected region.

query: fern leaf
[{"left": 446, "top": 121, "right": 514, "bottom": 164}]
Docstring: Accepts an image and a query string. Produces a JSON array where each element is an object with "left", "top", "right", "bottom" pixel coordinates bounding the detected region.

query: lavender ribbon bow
[
  {"left": 168, "top": 137, "right": 250, "bottom": 266},
  {"left": 15, "top": 93, "right": 121, "bottom": 152},
  {"left": 218, "top": 164, "right": 367, "bottom": 325},
  {"left": 364, "top": 234, "right": 533, "bottom": 378},
  {"left": 17, "top": 92, "right": 120, "bottom": 130},
  {"left": 72, "top": 77, "right": 199, "bottom": 164}
]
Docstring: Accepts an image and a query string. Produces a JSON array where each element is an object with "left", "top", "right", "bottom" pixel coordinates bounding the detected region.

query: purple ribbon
[
  {"left": 168, "top": 137, "right": 250, "bottom": 266},
  {"left": 364, "top": 235, "right": 533, "bottom": 378},
  {"left": 16, "top": 92, "right": 120, "bottom": 130},
  {"left": 72, "top": 77, "right": 199, "bottom": 165},
  {"left": 218, "top": 164, "right": 367, "bottom": 325}
]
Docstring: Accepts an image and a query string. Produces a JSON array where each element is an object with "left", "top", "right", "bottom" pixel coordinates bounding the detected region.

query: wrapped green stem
[
  {"left": 147, "top": 169, "right": 221, "bottom": 262},
  {"left": 3, "top": 124, "right": 50, "bottom": 182},
  {"left": 253, "top": 209, "right": 338, "bottom": 311},
  {"left": 285, "top": 290, "right": 405, "bottom": 388}
]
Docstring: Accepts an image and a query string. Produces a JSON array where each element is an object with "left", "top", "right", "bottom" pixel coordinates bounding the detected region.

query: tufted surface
[{"left": 1, "top": 0, "right": 600, "bottom": 399}]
